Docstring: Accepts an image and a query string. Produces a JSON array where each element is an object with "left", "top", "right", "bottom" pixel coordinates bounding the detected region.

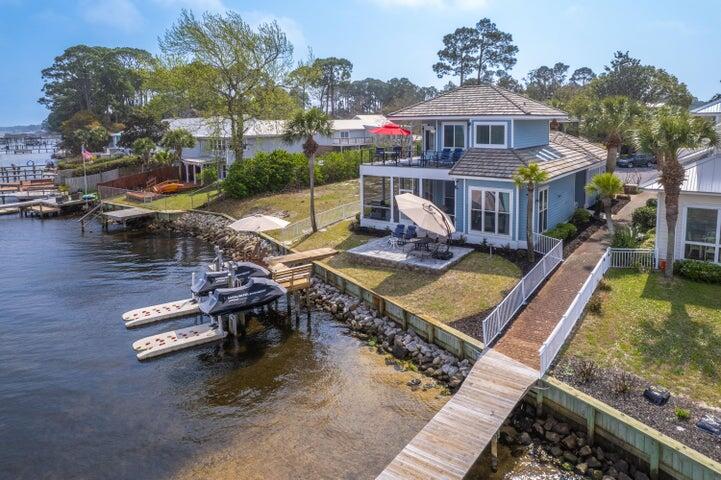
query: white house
[
  {"left": 691, "top": 98, "right": 721, "bottom": 125},
  {"left": 647, "top": 150, "right": 721, "bottom": 266},
  {"left": 164, "top": 114, "right": 386, "bottom": 183}
]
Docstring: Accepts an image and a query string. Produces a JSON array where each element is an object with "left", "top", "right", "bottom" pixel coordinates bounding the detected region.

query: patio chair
[
  {"left": 451, "top": 148, "right": 464, "bottom": 162},
  {"left": 392, "top": 146, "right": 402, "bottom": 164},
  {"left": 438, "top": 148, "right": 452, "bottom": 165},
  {"left": 374, "top": 147, "right": 385, "bottom": 164},
  {"left": 389, "top": 224, "right": 405, "bottom": 247},
  {"left": 403, "top": 225, "right": 417, "bottom": 240}
]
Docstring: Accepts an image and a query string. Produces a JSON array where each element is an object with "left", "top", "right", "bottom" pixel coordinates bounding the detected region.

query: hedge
[
  {"left": 223, "top": 148, "right": 369, "bottom": 199},
  {"left": 60, "top": 155, "right": 141, "bottom": 176},
  {"left": 674, "top": 259, "right": 721, "bottom": 284},
  {"left": 570, "top": 208, "right": 592, "bottom": 227},
  {"left": 632, "top": 205, "right": 657, "bottom": 232},
  {"left": 545, "top": 222, "right": 577, "bottom": 241}
]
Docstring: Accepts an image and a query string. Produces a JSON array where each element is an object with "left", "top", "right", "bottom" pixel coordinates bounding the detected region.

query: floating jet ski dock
[{"left": 132, "top": 323, "right": 228, "bottom": 361}]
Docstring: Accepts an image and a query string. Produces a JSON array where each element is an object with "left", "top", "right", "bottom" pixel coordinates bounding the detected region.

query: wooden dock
[
  {"left": 377, "top": 349, "right": 538, "bottom": 480},
  {"left": 267, "top": 247, "right": 337, "bottom": 268}
]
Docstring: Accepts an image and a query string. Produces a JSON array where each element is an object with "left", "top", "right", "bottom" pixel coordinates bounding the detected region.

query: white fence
[
  {"left": 273, "top": 202, "right": 360, "bottom": 243},
  {"left": 482, "top": 234, "right": 564, "bottom": 346},
  {"left": 538, "top": 247, "right": 657, "bottom": 375}
]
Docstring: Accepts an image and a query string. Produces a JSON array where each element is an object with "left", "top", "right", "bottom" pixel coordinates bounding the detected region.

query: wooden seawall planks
[{"left": 377, "top": 349, "right": 538, "bottom": 480}]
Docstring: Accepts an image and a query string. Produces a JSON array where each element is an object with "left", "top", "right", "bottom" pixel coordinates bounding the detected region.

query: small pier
[
  {"left": 377, "top": 349, "right": 538, "bottom": 480},
  {"left": 101, "top": 206, "right": 155, "bottom": 229}
]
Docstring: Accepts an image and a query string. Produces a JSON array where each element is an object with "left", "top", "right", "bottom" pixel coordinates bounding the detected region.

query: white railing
[
  {"left": 538, "top": 247, "right": 657, "bottom": 375},
  {"left": 273, "top": 202, "right": 360, "bottom": 243},
  {"left": 482, "top": 234, "right": 564, "bottom": 346},
  {"left": 610, "top": 248, "right": 656, "bottom": 269},
  {"left": 331, "top": 136, "right": 373, "bottom": 146}
]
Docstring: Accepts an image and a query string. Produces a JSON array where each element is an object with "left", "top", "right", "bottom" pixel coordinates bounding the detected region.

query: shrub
[
  {"left": 675, "top": 407, "right": 691, "bottom": 421},
  {"left": 587, "top": 294, "right": 603, "bottom": 314},
  {"left": 611, "top": 226, "right": 640, "bottom": 248},
  {"left": 632, "top": 205, "right": 657, "bottom": 232},
  {"left": 598, "top": 279, "right": 612, "bottom": 292},
  {"left": 72, "top": 155, "right": 141, "bottom": 176},
  {"left": 316, "top": 149, "right": 366, "bottom": 183},
  {"left": 545, "top": 222, "right": 577, "bottom": 241},
  {"left": 571, "top": 358, "right": 597, "bottom": 384},
  {"left": 570, "top": 208, "right": 592, "bottom": 227},
  {"left": 645, "top": 198, "right": 658, "bottom": 208},
  {"left": 674, "top": 259, "right": 721, "bottom": 284},
  {"left": 610, "top": 370, "right": 634, "bottom": 397}
]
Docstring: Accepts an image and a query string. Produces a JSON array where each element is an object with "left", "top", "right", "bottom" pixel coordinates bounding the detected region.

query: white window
[
  {"left": 536, "top": 187, "right": 549, "bottom": 233},
  {"left": 442, "top": 123, "right": 465, "bottom": 149},
  {"left": 339, "top": 131, "right": 349, "bottom": 138},
  {"left": 683, "top": 207, "right": 721, "bottom": 263},
  {"left": 474, "top": 122, "right": 506, "bottom": 148},
  {"left": 469, "top": 189, "right": 511, "bottom": 236}
]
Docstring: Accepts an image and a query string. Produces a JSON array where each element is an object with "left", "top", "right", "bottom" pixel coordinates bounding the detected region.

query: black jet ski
[
  {"left": 198, "top": 278, "right": 287, "bottom": 315},
  {"left": 191, "top": 262, "right": 270, "bottom": 297}
]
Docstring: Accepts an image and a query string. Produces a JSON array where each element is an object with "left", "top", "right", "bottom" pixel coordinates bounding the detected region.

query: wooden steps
[
  {"left": 122, "top": 298, "right": 200, "bottom": 328},
  {"left": 376, "top": 349, "right": 538, "bottom": 480},
  {"left": 132, "top": 323, "right": 227, "bottom": 360}
]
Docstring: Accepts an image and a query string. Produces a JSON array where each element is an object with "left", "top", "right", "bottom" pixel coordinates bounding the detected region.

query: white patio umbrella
[
  {"left": 394, "top": 193, "right": 456, "bottom": 237},
  {"left": 228, "top": 214, "right": 289, "bottom": 232}
]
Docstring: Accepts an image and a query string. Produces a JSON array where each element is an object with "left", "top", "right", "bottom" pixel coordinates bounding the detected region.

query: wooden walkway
[{"left": 377, "top": 349, "right": 538, "bottom": 480}]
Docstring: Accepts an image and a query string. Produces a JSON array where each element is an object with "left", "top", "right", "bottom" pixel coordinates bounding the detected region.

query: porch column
[
  {"left": 389, "top": 176, "right": 394, "bottom": 223},
  {"left": 184, "top": 163, "right": 189, "bottom": 183},
  {"left": 359, "top": 174, "right": 365, "bottom": 221}
]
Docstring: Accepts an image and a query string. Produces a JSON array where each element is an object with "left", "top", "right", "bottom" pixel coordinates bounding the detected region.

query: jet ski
[
  {"left": 191, "top": 262, "right": 270, "bottom": 297},
  {"left": 198, "top": 278, "right": 287, "bottom": 316}
]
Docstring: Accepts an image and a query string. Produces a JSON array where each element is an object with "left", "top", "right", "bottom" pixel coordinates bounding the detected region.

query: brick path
[{"left": 493, "top": 192, "right": 652, "bottom": 369}]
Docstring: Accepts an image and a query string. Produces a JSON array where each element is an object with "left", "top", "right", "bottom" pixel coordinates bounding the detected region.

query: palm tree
[
  {"left": 513, "top": 163, "right": 549, "bottom": 262},
  {"left": 132, "top": 138, "right": 156, "bottom": 172},
  {"left": 160, "top": 129, "right": 196, "bottom": 179},
  {"left": 282, "top": 108, "right": 333, "bottom": 233},
  {"left": 582, "top": 96, "right": 644, "bottom": 173},
  {"left": 585, "top": 172, "right": 624, "bottom": 235},
  {"left": 635, "top": 107, "right": 719, "bottom": 277},
  {"left": 151, "top": 149, "right": 174, "bottom": 168}
]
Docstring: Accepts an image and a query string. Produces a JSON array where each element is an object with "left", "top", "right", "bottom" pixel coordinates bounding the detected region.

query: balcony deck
[{"left": 361, "top": 155, "right": 457, "bottom": 170}]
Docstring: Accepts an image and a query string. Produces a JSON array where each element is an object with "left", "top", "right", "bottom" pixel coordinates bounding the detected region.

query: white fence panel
[
  {"left": 610, "top": 248, "right": 655, "bottom": 269},
  {"left": 538, "top": 248, "right": 611, "bottom": 375},
  {"left": 274, "top": 202, "right": 360, "bottom": 243},
  {"left": 482, "top": 234, "right": 563, "bottom": 345}
]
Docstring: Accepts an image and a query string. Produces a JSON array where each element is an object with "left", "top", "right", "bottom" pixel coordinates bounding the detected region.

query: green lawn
[
  {"left": 208, "top": 180, "right": 359, "bottom": 224},
  {"left": 562, "top": 270, "right": 721, "bottom": 406},
  {"left": 110, "top": 187, "right": 221, "bottom": 211},
  {"left": 294, "top": 220, "right": 374, "bottom": 252},
  {"left": 321, "top": 251, "right": 521, "bottom": 325}
]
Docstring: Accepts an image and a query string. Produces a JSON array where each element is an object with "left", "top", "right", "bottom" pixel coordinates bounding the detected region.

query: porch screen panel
[
  {"left": 684, "top": 207, "right": 720, "bottom": 263},
  {"left": 422, "top": 179, "right": 456, "bottom": 225},
  {"left": 470, "top": 190, "right": 483, "bottom": 231},
  {"left": 483, "top": 191, "right": 496, "bottom": 233},
  {"left": 363, "top": 176, "right": 391, "bottom": 221},
  {"left": 498, "top": 192, "right": 510, "bottom": 235},
  {"left": 393, "top": 177, "right": 419, "bottom": 222}
]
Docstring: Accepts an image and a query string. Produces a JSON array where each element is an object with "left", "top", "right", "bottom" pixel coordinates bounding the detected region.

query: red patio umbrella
[{"left": 370, "top": 122, "right": 411, "bottom": 136}]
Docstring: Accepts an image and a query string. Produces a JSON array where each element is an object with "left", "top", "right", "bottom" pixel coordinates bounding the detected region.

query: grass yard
[
  {"left": 208, "top": 180, "right": 359, "bottom": 223},
  {"left": 110, "top": 187, "right": 221, "bottom": 211},
  {"left": 563, "top": 270, "right": 721, "bottom": 406},
  {"left": 320, "top": 251, "right": 521, "bottom": 325},
  {"left": 294, "top": 220, "right": 374, "bottom": 252}
]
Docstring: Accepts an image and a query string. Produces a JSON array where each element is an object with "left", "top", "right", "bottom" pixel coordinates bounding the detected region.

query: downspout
[{"left": 515, "top": 184, "right": 520, "bottom": 249}]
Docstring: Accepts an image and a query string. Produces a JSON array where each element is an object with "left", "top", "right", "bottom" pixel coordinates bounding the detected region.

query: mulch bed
[{"left": 552, "top": 357, "right": 721, "bottom": 462}]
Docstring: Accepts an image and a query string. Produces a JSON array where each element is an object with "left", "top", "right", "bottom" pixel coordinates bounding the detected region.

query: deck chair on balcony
[
  {"left": 451, "top": 148, "right": 464, "bottom": 162},
  {"left": 374, "top": 147, "right": 385, "bottom": 164},
  {"left": 437, "top": 148, "right": 453, "bottom": 166}
]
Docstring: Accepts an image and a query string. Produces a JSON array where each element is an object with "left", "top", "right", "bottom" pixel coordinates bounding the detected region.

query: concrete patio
[{"left": 347, "top": 236, "right": 473, "bottom": 272}]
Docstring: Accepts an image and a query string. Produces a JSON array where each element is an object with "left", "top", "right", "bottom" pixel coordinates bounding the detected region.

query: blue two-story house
[{"left": 359, "top": 84, "right": 606, "bottom": 249}]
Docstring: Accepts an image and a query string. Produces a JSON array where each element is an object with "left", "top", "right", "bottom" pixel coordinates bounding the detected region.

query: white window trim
[
  {"left": 472, "top": 121, "right": 507, "bottom": 149},
  {"left": 681, "top": 205, "right": 721, "bottom": 264},
  {"left": 467, "top": 186, "right": 513, "bottom": 237},
  {"left": 533, "top": 186, "right": 549, "bottom": 234},
  {"left": 441, "top": 122, "right": 466, "bottom": 149}
]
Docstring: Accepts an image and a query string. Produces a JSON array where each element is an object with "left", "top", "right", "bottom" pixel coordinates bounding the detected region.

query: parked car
[{"left": 617, "top": 153, "right": 656, "bottom": 168}]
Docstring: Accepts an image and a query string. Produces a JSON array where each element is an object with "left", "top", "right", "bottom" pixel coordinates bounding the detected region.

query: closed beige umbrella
[
  {"left": 394, "top": 193, "right": 456, "bottom": 237},
  {"left": 228, "top": 214, "right": 289, "bottom": 232}
]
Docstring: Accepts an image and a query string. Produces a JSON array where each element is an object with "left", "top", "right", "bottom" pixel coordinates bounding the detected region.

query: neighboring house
[
  {"left": 164, "top": 114, "right": 386, "bottom": 184},
  {"left": 646, "top": 150, "right": 721, "bottom": 266},
  {"left": 358, "top": 84, "right": 606, "bottom": 248},
  {"left": 691, "top": 98, "right": 721, "bottom": 124}
]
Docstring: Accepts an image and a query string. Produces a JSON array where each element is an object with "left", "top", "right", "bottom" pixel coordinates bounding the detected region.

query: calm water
[{"left": 0, "top": 216, "right": 574, "bottom": 479}]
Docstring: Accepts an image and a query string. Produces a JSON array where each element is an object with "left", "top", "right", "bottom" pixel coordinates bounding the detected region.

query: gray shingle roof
[
  {"left": 389, "top": 84, "right": 568, "bottom": 119},
  {"left": 449, "top": 131, "right": 605, "bottom": 179}
]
